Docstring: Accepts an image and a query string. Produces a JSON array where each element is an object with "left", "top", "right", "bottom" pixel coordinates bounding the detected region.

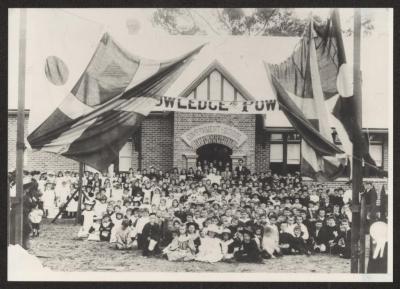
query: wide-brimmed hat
[
  {"left": 84, "top": 200, "right": 95, "bottom": 206},
  {"left": 221, "top": 228, "right": 231, "bottom": 236},
  {"left": 206, "top": 224, "right": 219, "bottom": 234}
]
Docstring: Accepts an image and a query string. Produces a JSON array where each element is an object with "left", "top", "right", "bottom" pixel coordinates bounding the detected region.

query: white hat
[
  {"left": 207, "top": 224, "right": 219, "bottom": 234},
  {"left": 221, "top": 228, "right": 231, "bottom": 235}
]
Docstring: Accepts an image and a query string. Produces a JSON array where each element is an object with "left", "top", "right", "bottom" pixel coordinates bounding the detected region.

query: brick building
[{"left": 8, "top": 36, "right": 390, "bottom": 177}]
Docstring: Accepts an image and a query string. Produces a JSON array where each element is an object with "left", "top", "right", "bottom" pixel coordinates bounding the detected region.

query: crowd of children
[{"left": 11, "top": 159, "right": 360, "bottom": 262}]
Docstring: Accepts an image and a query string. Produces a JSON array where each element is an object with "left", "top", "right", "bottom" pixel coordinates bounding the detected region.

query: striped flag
[
  {"left": 268, "top": 17, "right": 347, "bottom": 181},
  {"left": 27, "top": 33, "right": 204, "bottom": 171},
  {"left": 322, "top": 9, "right": 376, "bottom": 169}
]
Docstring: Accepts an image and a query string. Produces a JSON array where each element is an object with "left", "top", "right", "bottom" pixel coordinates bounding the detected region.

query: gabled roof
[{"left": 178, "top": 60, "right": 254, "bottom": 101}]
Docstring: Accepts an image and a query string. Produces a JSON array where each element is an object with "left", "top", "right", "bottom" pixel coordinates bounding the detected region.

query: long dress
[
  {"left": 195, "top": 237, "right": 223, "bottom": 263},
  {"left": 262, "top": 225, "right": 280, "bottom": 256},
  {"left": 164, "top": 235, "right": 196, "bottom": 261},
  {"left": 42, "top": 189, "right": 56, "bottom": 218},
  {"left": 77, "top": 210, "right": 95, "bottom": 238}
]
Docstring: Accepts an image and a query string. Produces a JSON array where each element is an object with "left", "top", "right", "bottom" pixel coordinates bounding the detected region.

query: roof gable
[{"left": 178, "top": 60, "right": 254, "bottom": 101}]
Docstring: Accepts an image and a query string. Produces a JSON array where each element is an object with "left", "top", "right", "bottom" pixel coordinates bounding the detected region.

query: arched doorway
[{"left": 196, "top": 143, "right": 232, "bottom": 171}]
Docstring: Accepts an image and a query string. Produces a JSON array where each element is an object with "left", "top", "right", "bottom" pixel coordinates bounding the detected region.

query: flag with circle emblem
[
  {"left": 27, "top": 32, "right": 205, "bottom": 171},
  {"left": 267, "top": 9, "right": 376, "bottom": 180},
  {"left": 268, "top": 14, "right": 346, "bottom": 181}
]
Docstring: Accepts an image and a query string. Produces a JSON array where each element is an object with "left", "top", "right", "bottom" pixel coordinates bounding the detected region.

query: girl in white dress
[
  {"left": 195, "top": 224, "right": 223, "bottom": 263},
  {"left": 163, "top": 225, "right": 196, "bottom": 261},
  {"left": 42, "top": 183, "right": 56, "bottom": 218}
]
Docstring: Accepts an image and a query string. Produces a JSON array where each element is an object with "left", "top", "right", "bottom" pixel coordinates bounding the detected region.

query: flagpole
[
  {"left": 75, "top": 162, "right": 85, "bottom": 225},
  {"left": 12, "top": 8, "right": 27, "bottom": 247},
  {"left": 351, "top": 8, "right": 364, "bottom": 273}
]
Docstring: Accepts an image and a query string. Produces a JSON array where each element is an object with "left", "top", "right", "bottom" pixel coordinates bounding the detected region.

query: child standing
[{"left": 28, "top": 203, "right": 44, "bottom": 237}]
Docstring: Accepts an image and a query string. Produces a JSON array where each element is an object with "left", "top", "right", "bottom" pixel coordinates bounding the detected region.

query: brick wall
[
  {"left": 140, "top": 113, "right": 174, "bottom": 171},
  {"left": 302, "top": 178, "right": 388, "bottom": 191},
  {"left": 172, "top": 112, "right": 256, "bottom": 172},
  {"left": 129, "top": 130, "right": 140, "bottom": 171},
  {"left": 8, "top": 112, "right": 79, "bottom": 172},
  {"left": 383, "top": 134, "right": 389, "bottom": 172},
  {"left": 255, "top": 117, "right": 271, "bottom": 173}
]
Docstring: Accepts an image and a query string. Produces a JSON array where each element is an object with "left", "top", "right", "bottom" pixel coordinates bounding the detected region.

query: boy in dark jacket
[
  {"left": 310, "top": 220, "right": 329, "bottom": 253},
  {"left": 141, "top": 213, "right": 161, "bottom": 257},
  {"left": 234, "top": 230, "right": 263, "bottom": 263},
  {"left": 99, "top": 215, "right": 114, "bottom": 242}
]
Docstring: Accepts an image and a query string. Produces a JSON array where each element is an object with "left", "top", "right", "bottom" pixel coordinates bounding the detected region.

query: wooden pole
[
  {"left": 350, "top": 8, "right": 363, "bottom": 273},
  {"left": 51, "top": 189, "right": 79, "bottom": 224},
  {"left": 13, "top": 8, "right": 27, "bottom": 247},
  {"left": 75, "top": 162, "right": 84, "bottom": 225},
  {"left": 360, "top": 191, "right": 367, "bottom": 272}
]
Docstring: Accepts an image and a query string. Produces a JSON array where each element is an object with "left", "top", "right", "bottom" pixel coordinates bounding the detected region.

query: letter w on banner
[
  {"left": 267, "top": 12, "right": 351, "bottom": 181},
  {"left": 27, "top": 33, "right": 205, "bottom": 172}
]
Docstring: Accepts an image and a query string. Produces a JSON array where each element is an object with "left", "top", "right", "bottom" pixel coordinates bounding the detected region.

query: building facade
[{"left": 8, "top": 62, "right": 389, "bottom": 177}]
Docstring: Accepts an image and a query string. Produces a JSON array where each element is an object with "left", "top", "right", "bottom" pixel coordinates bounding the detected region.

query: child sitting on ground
[
  {"left": 87, "top": 217, "right": 101, "bottom": 241},
  {"left": 234, "top": 230, "right": 263, "bottom": 263},
  {"left": 261, "top": 225, "right": 281, "bottom": 259},
  {"left": 163, "top": 225, "right": 195, "bottom": 261},
  {"left": 99, "top": 215, "right": 114, "bottom": 242},
  {"left": 291, "top": 226, "right": 311, "bottom": 255},
  {"left": 110, "top": 212, "right": 124, "bottom": 243},
  {"left": 77, "top": 201, "right": 95, "bottom": 239},
  {"left": 115, "top": 219, "right": 136, "bottom": 250},
  {"left": 334, "top": 219, "right": 351, "bottom": 259},
  {"left": 195, "top": 224, "right": 223, "bottom": 263},
  {"left": 220, "top": 228, "right": 236, "bottom": 260}
]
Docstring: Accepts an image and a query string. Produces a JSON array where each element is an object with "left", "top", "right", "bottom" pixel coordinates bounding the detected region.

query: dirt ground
[{"left": 29, "top": 219, "right": 350, "bottom": 273}]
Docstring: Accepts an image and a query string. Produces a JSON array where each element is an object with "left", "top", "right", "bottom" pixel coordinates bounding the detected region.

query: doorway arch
[{"left": 196, "top": 143, "right": 232, "bottom": 171}]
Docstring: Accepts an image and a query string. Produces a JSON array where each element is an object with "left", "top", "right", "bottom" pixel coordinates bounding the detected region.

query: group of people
[{"left": 10, "top": 158, "right": 387, "bottom": 263}]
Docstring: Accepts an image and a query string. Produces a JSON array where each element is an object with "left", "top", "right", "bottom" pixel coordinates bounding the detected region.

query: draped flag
[
  {"left": 320, "top": 9, "right": 376, "bottom": 168},
  {"left": 268, "top": 16, "right": 347, "bottom": 181},
  {"left": 27, "top": 33, "right": 205, "bottom": 171}
]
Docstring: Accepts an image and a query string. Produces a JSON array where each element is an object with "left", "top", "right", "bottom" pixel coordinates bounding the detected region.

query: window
[
  {"left": 287, "top": 143, "right": 300, "bottom": 164},
  {"left": 119, "top": 141, "right": 133, "bottom": 172},
  {"left": 269, "top": 132, "right": 301, "bottom": 175},
  {"left": 270, "top": 133, "right": 283, "bottom": 141},
  {"left": 270, "top": 144, "right": 283, "bottom": 162},
  {"left": 223, "top": 79, "right": 235, "bottom": 101},
  {"left": 369, "top": 144, "right": 383, "bottom": 167},
  {"left": 196, "top": 78, "right": 208, "bottom": 100},
  {"left": 209, "top": 70, "right": 222, "bottom": 100},
  {"left": 363, "top": 133, "right": 385, "bottom": 177}
]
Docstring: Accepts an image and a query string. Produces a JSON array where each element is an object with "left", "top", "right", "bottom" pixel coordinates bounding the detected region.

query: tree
[
  {"left": 152, "top": 8, "right": 310, "bottom": 37},
  {"left": 152, "top": 8, "right": 205, "bottom": 35},
  {"left": 216, "top": 8, "right": 308, "bottom": 36},
  {"left": 151, "top": 8, "right": 374, "bottom": 37}
]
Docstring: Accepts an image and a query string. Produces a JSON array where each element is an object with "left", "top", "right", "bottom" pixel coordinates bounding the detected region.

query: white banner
[{"left": 153, "top": 96, "right": 281, "bottom": 114}]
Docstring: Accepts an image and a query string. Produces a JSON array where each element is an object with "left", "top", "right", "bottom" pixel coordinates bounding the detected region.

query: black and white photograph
[{"left": 7, "top": 7, "right": 393, "bottom": 282}]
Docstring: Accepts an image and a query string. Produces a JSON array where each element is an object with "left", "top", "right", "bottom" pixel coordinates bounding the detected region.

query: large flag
[
  {"left": 268, "top": 9, "right": 377, "bottom": 180},
  {"left": 267, "top": 17, "right": 347, "bottom": 181},
  {"left": 321, "top": 9, "right": 376, "bottom": 168},
  {"left": 27, "top": 33, "right": 204, "bottom": 171}
]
